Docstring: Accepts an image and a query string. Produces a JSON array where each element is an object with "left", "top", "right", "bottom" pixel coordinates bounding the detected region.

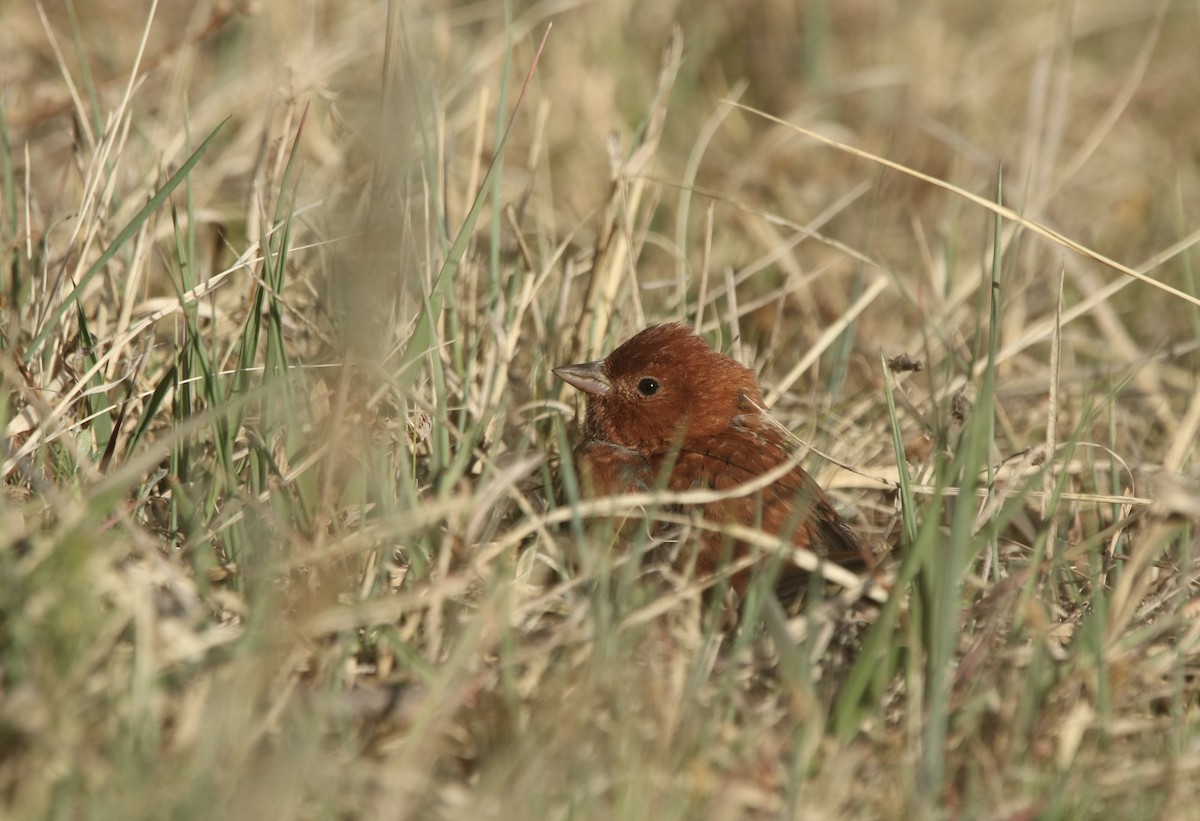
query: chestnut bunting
[{"left": 554, "top": 323, "right": 867, "bottom": 601}]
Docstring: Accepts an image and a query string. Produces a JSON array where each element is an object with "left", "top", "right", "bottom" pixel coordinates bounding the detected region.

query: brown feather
[{"left": 555, "top": 323, "right": 867, "bottom": 603}]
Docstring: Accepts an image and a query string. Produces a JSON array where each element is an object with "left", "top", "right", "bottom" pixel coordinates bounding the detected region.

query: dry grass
[{"left": 2, "top": 1, "right": 1199, "bottom": 818}]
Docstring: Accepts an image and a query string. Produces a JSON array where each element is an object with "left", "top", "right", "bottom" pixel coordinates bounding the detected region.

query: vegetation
[{"left": 2, "top": 1, "right": 1198, "bottom": 817}]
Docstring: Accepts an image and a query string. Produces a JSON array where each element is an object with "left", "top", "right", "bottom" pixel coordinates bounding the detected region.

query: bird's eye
[{"left": 637, "top": 377, "right": 661, "bottom": 397}]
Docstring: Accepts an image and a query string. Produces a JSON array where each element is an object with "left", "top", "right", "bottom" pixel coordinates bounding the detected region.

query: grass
[{"left": 3, "top": 1, "right": 1200, "bottom": 818}]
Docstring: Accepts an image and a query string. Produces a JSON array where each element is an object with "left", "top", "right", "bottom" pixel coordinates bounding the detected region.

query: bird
[{"left": 553, "top": 322, "right": 868, "bottom": 604}]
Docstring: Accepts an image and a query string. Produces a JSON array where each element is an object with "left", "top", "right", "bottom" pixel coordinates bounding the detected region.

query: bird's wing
[{"left": 665, "top": 414, "right": 870, "bottom": 589}]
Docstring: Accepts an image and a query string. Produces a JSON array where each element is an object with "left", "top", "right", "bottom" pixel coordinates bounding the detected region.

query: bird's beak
[{"left": 553, "top": 361, "right": 610, "bottom": 396}]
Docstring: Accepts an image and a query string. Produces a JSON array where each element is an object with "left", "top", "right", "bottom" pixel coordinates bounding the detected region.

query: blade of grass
[
  {"left": 729, "top": 101, "right": 1200, "bottom": 310},
  {"left": 883, "top": 355, "right": 919, "bottom": 546},
  {"left": 0, "top": 92, "right": 18, "bottom": 309},
  {"left": 981, "top": 171, "right": 1003, "bottom": 582},
  {"left": 916, "top": 172, "right": 1004, "bottom": 804},
  {"left": 64, "top": 0, "right": 104, "bottom": 142},
  {"left": 831, "top": 357, "right": 939, "bottom": 736},
  {"left": 73, "top": 302, "right": 113, "bottom": 463},
  {"left": 397, "top": 24, "right": 552, "bottom": 391},
  {"left": 24, "top": 120, "right": 227, "bottom": 363}
]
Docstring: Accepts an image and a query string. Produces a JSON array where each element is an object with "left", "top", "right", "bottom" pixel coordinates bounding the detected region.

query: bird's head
[{"left": 553, "top": 323, "right": 763, "bottom": 452}]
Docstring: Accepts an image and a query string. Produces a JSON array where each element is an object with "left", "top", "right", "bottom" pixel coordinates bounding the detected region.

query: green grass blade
[
  {"left": 25, "top": 119, "right": 227, "bottom": 363},
  {"left": 396, "top": 26, "right": 551, "bottom": 392}
]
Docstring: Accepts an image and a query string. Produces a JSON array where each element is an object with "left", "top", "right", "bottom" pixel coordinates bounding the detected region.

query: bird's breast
[{"left": 573, "top": 439, "right": 654, "bottom": 496}]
